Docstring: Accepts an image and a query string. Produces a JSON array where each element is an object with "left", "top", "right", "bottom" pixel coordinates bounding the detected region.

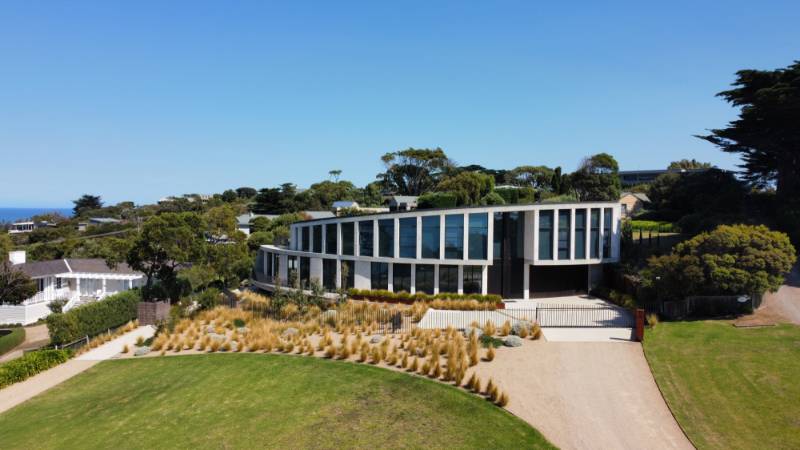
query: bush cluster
[
  {"left": 629, "top": 220, "right": 677, "bottom": 232},
  {"left": 0, "top": 327, "right": 26, "bottom": 356},
  {"left": 347, "top": 289, "right": 501, "bottom": 305},
  {"left": 0, "top": 349, "right": 72, "bottom": 388},
  {"left": 46, "top": 290, "right": 141, "bottom": 346}
]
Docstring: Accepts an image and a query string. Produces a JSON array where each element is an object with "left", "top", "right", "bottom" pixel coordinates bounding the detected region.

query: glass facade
[
  {"left": 371, "top": 262, "right": 389, "bottom": 290},
  {"left": 287, "top": 255, "right": 298, "bottom": 286},
  {"left": 341, "top": 222, "right": 354, "bottom": 255},
  {"left": 558, "top": 210, "right": 571, "bottom": 260},
  {"left": 590, "top": 209, "right": 600, "bottom": 258},
  {"left": 603, "top": 208, "right": 613, "bottom": 258},
  {"left": 325, "top": 223, "right": 337, "bottom": 255},
  {"left": 444, "top": 214, "right": 464, "bottom": 259},
  {"left": 322, "top": 259, "right": 337, "bottom": 291},
  {"left": 463, "top": 265, "right": 482, "bottom": 294},
  {"left": 415, "top": 264, "right": 434, "bottom": 294},
  {"left": 299, "top": 256, "right": 310, "bottom": 287},
  {"left": 378, "top": 219, "right": 394, "bottom": 257},
  {"left": 468, "top": 213, "right": 488, "bottom": 260},
  {"left": 574, "top": 209, "right": 586, "bottom": 259},
  {"left": 421, "top": 216, "right": 440, "bottom": 259},
  {"left": 439, "top": 265, "right": 458, "bottom": 293},
  {"left": 538, "top": 210, "right": 554, "bottom": 260},
  {"left": 398, "top": 217, "right": 417, "bottom": 258},
  {"left": 359, "top": 220, "right": 373, "bottom": 256},
  {"left": 393, "top": 263, "right": 411, "bottom": 293},
  {"left": 301, "top": 227, "right": 310, "bottom": 252},
  {"left": 313, "top": 225, "right": 322, "bottom": 253},
  {"left": 340, "top": 260, "right": 355, "bottom": 290}
]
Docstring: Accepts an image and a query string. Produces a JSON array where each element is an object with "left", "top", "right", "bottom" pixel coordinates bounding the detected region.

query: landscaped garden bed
[{"left": 0, "top": 354, "right": 554, "bottom": 449}]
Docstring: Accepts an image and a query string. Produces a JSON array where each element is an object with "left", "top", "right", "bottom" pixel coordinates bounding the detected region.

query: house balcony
[{"left": 24, "top": 287, "right": 77, "bottom": 306}]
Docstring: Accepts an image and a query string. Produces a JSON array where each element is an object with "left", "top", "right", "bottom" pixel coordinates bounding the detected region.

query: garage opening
[{"left": 530, "top": 265, "right": 589, "bottom": 298}]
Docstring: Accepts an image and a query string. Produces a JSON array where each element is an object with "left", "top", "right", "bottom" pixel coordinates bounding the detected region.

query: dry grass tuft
[{"left": 484, "top": 346, "right": 495, "bottom": 362}]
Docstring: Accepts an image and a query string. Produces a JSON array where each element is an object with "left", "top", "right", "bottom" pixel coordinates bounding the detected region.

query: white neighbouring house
[{"left": 0, "top": 251, "right": 145, "bottom": 325}]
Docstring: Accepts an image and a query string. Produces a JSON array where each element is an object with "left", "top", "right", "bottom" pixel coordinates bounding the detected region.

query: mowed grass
[
  {"left": 644, "top": 321, "right": 800, "bottom": 449},
  {"left": 0, "top": 354, "right": 552, "bottom": 449}
]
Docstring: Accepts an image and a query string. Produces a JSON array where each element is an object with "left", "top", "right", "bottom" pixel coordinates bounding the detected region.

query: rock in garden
[
  {"left": 464, "top": 327, "right": 483, "bottom": 339},
  {"left": 134, "top": 346, "right": 150, "bottom": 356},
  {"left": 282, "top": 327, "right": 299, "bottom": 338},
  {"left": 511, "top": 320, "right": 533, "bottom": 336},
  {"left": 229, "top": 341, "right": 239, "bottom": 352},
  {"left": 209, "top": 333, "right": 227, "bottom": 342},
  {"left": 237, "top": 327, "right": 248, "bottom": 334},
  {"left": 205, "top": 325, "right": 216, "bottom": 334},
  {"left": 369, "top": 335, "right": 382, "bottom": 344},
  {"left": 503, "top": 336, "right": 523, "bottom": 347}
]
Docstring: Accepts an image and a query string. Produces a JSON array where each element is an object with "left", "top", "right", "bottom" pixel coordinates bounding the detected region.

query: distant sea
[{"left": 0, "top": 207, "right": 73, "bottom": 223}]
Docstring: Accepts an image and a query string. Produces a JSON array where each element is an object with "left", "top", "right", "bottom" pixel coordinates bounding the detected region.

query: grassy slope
[
  {"left": 0, "top": 327, "right": 25, "bottom": 356},
  {"left": 644, "top": 321, "right": 800, "bottom": 450},
  {"left": 0, "top": 354, "right": 552, "bottom": 449}
]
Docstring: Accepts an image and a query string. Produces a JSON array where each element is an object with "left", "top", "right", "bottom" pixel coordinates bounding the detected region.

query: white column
[
  {"left": 457, "top": 265, "right": 464, "bottom": 294},
  {"left": 433, "top": 264, "right": 440, "bottom": 294},
  {"left": 570, "top": 208, "right": 576, "bottom": 260},
  {"left": 481, "top": 265, "right": 488, "bottom": 295},
  {"left": 486, "top": 212, "right": 494, "bottom": 261},
  {"left": 335, "top": 260, "right": 341, "bottom": 289},
  {"left": 462, "top": 214, "right": 469, "bottom": 261},
  {"left": 586, "top": 209, "right": 592, "bottom": 259},
  {"left": 393, "top": 218, "right": 400, "bottom": 258},
  {"left": 439, "top": 215, "right": 445, "bottom": 260},
  {"left": 523, "top": 263, "right": 530, "bottom": 299},
  {"left": 354, "top": 222, "right": 360, "bottom": 256},
  {"left": 416, "top": 216, "right": 422, "bottom": 259},
  {"left": 599, "top": 209, "right": 605, "bottom": 260},
  {"left": 552, "top": 209, "right": 559, "bottom": 260},
  {"left": 388, "top": 263, "right": 394, "bottom": 292},
  {"left": 321, "top": 224, "right": 326, "bottom": 254},
  {"left": 533, "top": 209, "right": 539, "bottom": 262},
  {"left": 373, "top": 220, "right": 379, "bottom": 258},
  {"left": 410, "top": 263, "right": 416, "bottom": 294}
]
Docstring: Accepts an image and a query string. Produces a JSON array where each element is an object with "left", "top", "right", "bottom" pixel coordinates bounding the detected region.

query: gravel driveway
[{"left": 473, "top": 341, "right": 693, "bottom": 450}]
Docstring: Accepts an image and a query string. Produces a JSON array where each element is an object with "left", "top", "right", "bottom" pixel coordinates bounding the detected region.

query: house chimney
[{"left": 9, "top": 250, "right": 26, "bottom": 265}]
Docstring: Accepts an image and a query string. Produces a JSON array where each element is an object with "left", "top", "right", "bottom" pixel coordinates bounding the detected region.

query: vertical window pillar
[
  {"left": 394, "top": 217, "right": 400, "bottom": 259},
  {"left": 438, "top": 215, "right": 445, "bottom": 260},
  {"left": 410, "top": 263, "right": 416, "bottom": 294},
  {"left": 533, "top": 210, "right": 539, "bottom": 262},
  {"left": 416, "top": 216, "right": 422, "bottom": 259},
  {"left": 457, "top": 265, "right": 464, "bottom": 294},
  {"left": 388, "top": 263, "right": 394, "bottom": 292},
  {"left": 523, "top": 262, "right": 530, "bottom": 299},
  {"left": 570, "top": 208, "right": 576, "bottom": 260},
  {"left": 481, "top": 265, "right": 488, "bottom": 295},
  {"left": 433, "top": 264, "right": 440, "bottom": 294}
]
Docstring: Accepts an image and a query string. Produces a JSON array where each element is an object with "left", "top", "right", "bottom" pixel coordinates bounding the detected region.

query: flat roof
[{"left": 291, "top": 200, "right": 619, "bottom": 224}]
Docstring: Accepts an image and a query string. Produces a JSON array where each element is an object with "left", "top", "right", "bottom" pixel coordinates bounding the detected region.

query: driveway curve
[{"left": 473, "top": 341, "right": 693, "bottom": 450}]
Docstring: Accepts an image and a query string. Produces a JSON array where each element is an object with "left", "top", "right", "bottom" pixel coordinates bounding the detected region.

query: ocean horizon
[{"left": 0, "top": 207, "right": 73, "bottom": 223}]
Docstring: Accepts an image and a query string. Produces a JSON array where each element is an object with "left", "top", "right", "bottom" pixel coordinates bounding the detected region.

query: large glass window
[
  {"left": 371, "top": 262, "right": 389, "bottom": 290},
  {"left": 341, "top": 222, "right": 354, "bottom": 255},
  {"left": 463, "top": 265, "right": 483, "bottom": 294},
  {"left": 444, "top": 214, "right": 464, "bottom": 259},
  {"left": 603, "top": 208, "right": 613, "bottom": 258},
  {"left": 439, "top": 265, "right": 459, "bottom": 293},
  {"left": 378, "top": 219, "right": 394, "bottom": 257},
  {"left": 287, "top": 255, "right": 298, "bottom": 286},
  {"left": 301, "top": 227, "right": 310, "bottom": 252},
  {"left": 421, "top": 216, "right": 440, "bottom": 259},
  {"left": 325, "top": 223, "right": 337, "bottom": 255},
  {"left": 340, "top": 260, "right": 355, "bottom": 290},
  {"left": 264, "top": 251, "right": 272, "bottom": 278},
  {"left": 558, "top": 210, "right": 571, "bottom": 260},
  {"left": 399, "top": 218, "right": 417, "bottom": 258},
  {"left": 538, "top": 210, "right": 554, "bottom": 260},
  {"left": 468, "top": 213, "right": 488, "bottom": 259},
  {"left": 393, "top": 263, "right": 411, "bottom": 293},
  {"left": 575, "top": 209, "right": 587, "bottom": 259},
  {"left": 313, "top": 225, "right": 322, "bottom": 253},
  {"left": 590, "top": 209, "right": 600, "bottom": 258},
  {"left": 322, "top": 259, "right": 337, "bottom": 291},
  {"left": 359, "top": 220, "right": 374, "bottom": 257},
  {"left": 415, "top": 264, "right": 435, "bottom": 294},
  {"left": 299, "top": 256, "right": 310, "bottom": 287}
]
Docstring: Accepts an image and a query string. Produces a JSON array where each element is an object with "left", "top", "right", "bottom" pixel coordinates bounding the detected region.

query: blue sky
[{"left": 1, "top": 1, "right": 798, "bottom": 207}]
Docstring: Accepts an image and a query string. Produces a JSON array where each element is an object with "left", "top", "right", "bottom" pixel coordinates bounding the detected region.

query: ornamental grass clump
[
  {"left": 485, "top": 346, "right": 495, "bottom": 362},
  {"left": 500, "top": 321, "right": 511, "bottom": 336},
  {"left": 531, "top": 323, "right": 542, "bottom": 340},
  {"left": 483, "top": 320, "right": 496, "bottom": 336},
  {"left": 485, "top": 378, "right": 496, "bottom": 397},
  {"left": 497, "top": 391, "right": 509, "bottom": 407},
  {"left": 121, "top": 344, "right": 129, "bottom": 354},
  {"left": 359, "top": 345, "right": 369, "bottom": 363},
  {"left": 324, "top": 345, "right": 336, "bottom": 358}
]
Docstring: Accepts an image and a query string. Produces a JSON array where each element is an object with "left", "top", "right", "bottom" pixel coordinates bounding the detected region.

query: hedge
[
  {"left": 347, "top": 289, "right": 502, "bottom": 305},
  {"left": 630, "top": 220, "right": 678, "bottom": 232},
  {"left": 0, "top": 327, "right": 25, "bottom": 356},
  {"left": 0, "top": 349, "right": 72, "bottom": 389},
  {"left": 417, "top": 192, "right": 458, "bottom": 209},
  {"left": 46, "top": 290, "right": 141, "bottom": 346}
]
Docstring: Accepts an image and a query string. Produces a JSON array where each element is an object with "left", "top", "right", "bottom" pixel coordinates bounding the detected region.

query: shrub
[
  {"left": 0, "top": 349, "right": 72, "bottom": 388},
  {"left": 646, "top": 313, "right": 659, "bottom": 328},
  {"left": 0, "top": 327, "right": 25, "bottom": 356},
  {"left": 484, "top": 346, "right": 495, "bottom": 362},
  {"left": 417, "top": 192, "right": 458, "bottom": 209},
  {"left": 47, "top": 290, "right": 141, "bottom": 346},
  {"left": 233, "top": 318, "right": 246, "bottom": 328},
  {"left": 479, "top": 335, "right": 503, "bottom": 348},
  {"left": 497, "top": 391, "right": 509, "bottom": 407}
]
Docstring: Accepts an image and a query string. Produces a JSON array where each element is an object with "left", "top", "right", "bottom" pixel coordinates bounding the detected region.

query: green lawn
[
  {"left": 0, "top": 354, "right": 552, "bottom": 449},
  {"left": 0, "top": 327, "right": 25, "bottom": 356},
  {"left": 644, "top": 321, "right": 800, "bottom": 449}
]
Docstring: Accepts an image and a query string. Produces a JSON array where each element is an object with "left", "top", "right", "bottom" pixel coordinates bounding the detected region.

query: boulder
[
  {"left": 464, "top": 327, "right": 483, "bottom": 339},
  {"left": 205, "top": 325, "right": 216, "bottom": 334},
  {"left": 282, "top": 327, "right": 299, "bottom": 338},
  {"left": 229, "top": 341, "right": 239, "bottom": 352},
  {"left": 369, "top": 335, "right": 383, "bottom": 344},
  {"left": 209, "top": 333, "right": 227, "bottom": 342},
  {"left": 237, "top": 326, "right": 248, "bottom": 334},
  {"left": 133, "top": 346, "right": 150, "bottom": 356},
  {"left": 503, "top": 336, "right": 524, "bottom": 347},
  {"left": 511, "top": 320, "right": 533, "bottom": 336}
]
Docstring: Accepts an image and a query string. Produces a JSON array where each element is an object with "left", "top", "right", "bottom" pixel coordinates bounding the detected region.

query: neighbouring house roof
[
  {"left": 332, "top": 200, "right": 359, "bottom": 209},
  {"left": 237, "top": 213, "right": 279, "bottom": 227},
  {"left": 304, "top": 211, "right": 336, "bottom": 220},
  {"left": 621, "top": 192, "right": 651, "bottom": 203},
  {"left": 89, "top": 217, "right": 121, "bottom": 224},
  {"left": 14, "top": 259, "right": 140, "bottom": 278},
  {"left": 387, "top": 195, "right": 419, "bottom": 205}
]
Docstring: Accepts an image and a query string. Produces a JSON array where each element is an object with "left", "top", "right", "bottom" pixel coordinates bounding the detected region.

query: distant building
[
  {"left": 619, "top": 192, "right": 651, "bottom": 217},
  {"left": 0, "top": 251, "right": 144, "bottom": 325},
  {"left": 619, "top": 168, "right": 711, "bottom": 186},
  {"left": 386, "top": 195, "right": 418, "bottom": 212},
  {"left": 89, "top": 217, "right": 121, "bottom": 226},
  {"left": 8, "top": 220, "right": 55, "bottom": 234},
  {"left": 237, "top": 212, "right": 279, "bottom": 236}
]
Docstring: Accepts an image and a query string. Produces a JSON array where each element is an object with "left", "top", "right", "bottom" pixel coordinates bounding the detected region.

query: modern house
[
  {"left": 386, "top": 195, "right": 419, "bottom": 212},
  {"left": 619, "top": 192, "right": 650, "bottom": 217},
  {"left": 8, "top": 220, "right": 54, "bottom": 234},
  {"left": 0, "top": 251, "right": 145, "bottom": 325},
  {"left": 619, "top": 168, "right": 711, "bottom": 186},
  {"left": 253, "top": 202, "right": 621, "bottom": 300}
]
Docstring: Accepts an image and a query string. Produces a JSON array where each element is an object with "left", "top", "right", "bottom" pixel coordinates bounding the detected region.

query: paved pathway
[
  {"left": 473, "top": 341, "right": 693, "bottom": 450},
  {"left": 0, "top": 326, "right": 155, "bottom": 414}
]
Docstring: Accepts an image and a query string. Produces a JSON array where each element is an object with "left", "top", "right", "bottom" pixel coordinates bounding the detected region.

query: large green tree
[
  {"left": 698, "top": 61, "right": 800, "bottom": 198},
  {"left": 436, "top": 171, "right": 495, "bottom": 206},
  {"left": 505, "top": 165, "right": 555, "bottom": 190},
  {"left": 72, "top": 194, "right": 103, "bottom": 217},
  {"left": 0, "top": 233, "right": 12, "bottom": 259},
  {"left": 569, "top": 153, "right": 621, "bottom": 201},
  {"left": 667, "top": 159, "right": 712, "bottom": 170},
  {"left": 378, "top": 148, "right": 453, "bottom": 195},
  {"left": 0, "top": 261, "right": 37, "bottom": 305},
  {"left": 642, "top": 224, "right": 796, "bottom": 301}
]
